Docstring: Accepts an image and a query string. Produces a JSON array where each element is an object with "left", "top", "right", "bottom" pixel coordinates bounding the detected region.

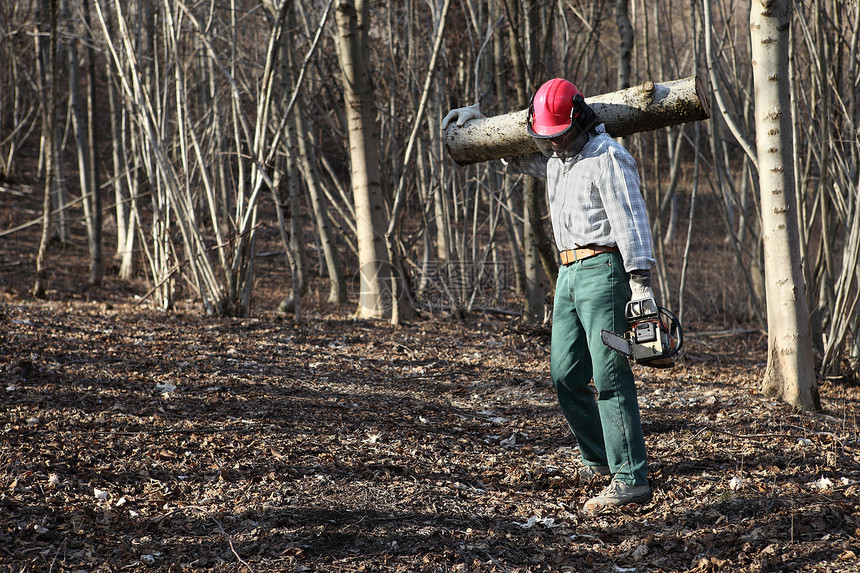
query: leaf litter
[{"left": 1, "top": 298, "right": 859, "bottom": 572}]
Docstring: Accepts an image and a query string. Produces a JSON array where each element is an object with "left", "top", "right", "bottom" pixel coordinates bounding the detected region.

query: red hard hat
[{"left": 529, "top": 78, "right": 583, "bottom": 136}]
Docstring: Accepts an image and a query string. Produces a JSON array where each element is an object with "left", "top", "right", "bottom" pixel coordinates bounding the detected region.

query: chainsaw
[{"left": 601, "top": 298, "right": 683, "bottom": 368}]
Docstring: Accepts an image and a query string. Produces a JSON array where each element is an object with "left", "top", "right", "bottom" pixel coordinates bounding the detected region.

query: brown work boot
[{"left": 583, "top": 478, "right": 652, "bottom": 512}]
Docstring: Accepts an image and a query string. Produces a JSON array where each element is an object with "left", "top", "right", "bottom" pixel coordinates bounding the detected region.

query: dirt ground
[{"left": 2, "top": 180, "right": 860, "bottom": 572}]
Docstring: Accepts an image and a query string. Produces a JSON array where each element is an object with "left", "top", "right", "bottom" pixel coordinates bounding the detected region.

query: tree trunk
[
  {"left": 523, "top": 178, "right": 545, "bottom": 320},
  {"left": 294, "top": 97, "right": 346, "bottom": 304},
  {"left": 616, "top": 0, "right": 634, "bottom": 90},
  {"left": 492, "top": 3, "right": 524, "bottom": 294},
  {"left": 285, "top": 122, "right": 308, "bottom": 311},
  {"left": 84, "top": 0, "right": 103, "bottom": 284},
  {"left": 33, "top": 0, "right": 59, "bottom": 299},
  {"left": 506, "top": 0, "right": 548, "bottom": 320},
  {"left": 103, "top": 2, "right": 135, "bottom": 279},
  {"left": 386, "top": 0, "right": 451, "bottom": 326},
  {"left": 67, "top": 0, "right": 103, "bottom": 285},
  {"left": 275, "top": 7, "right": 307, "bottom": 315},
  {"left": 444, "top": 76, "right": 710, "bottom": 165},
  {"left": 335, "top": 0, "right": 390, "bottom": 319},
  {"left": 750, "top": 0, "right": 820, "bottom": 411}
]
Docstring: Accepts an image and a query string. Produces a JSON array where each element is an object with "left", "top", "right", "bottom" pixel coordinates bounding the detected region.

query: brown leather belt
[{"left": 559, "top": 245, "right": 618, "bottom": 265}]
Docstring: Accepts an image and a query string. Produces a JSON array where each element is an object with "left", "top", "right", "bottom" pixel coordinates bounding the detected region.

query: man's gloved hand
[
  {"left": 629, "top": 270, "right": 655, "bottom": 301},
  {"left": 441, "top": 103, "right": 483, "bottom": 130},
  {"left": 629, "top": 270, "right": 658, "bottom": 317}
]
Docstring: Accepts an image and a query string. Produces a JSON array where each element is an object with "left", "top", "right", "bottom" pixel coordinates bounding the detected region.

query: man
[{"left": 442, "top": 78, "right": 655, "bottom": 512}]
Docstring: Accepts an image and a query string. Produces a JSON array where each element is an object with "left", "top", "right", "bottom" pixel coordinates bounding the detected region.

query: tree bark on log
[{"left": 443, "top": 76, "right": 710, "bottom": 165}]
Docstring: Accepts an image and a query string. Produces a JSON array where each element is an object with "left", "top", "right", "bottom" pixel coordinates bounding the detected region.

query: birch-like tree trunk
[
  {"left": 66, "top": 0, "right": 103, "bottom": 285},
  {"left": 33, "top": 0, "right": 59, "bottom": 299},
  {"left": 523, "top": 178, "right": 545, "bottom": 319},
  {"left": 102, "top": 2, "right": 134, "bottom": 278},
  {"left": 293, "top": 93, "right": 346, "bottom": 304},
  {"left": 83, "top": 0, "right": 103, "bottom": 286},
  {"left": 288, "top": 2, "right": 344, "bottom": 305},
  {"left": 274, "top": 5, "right": 307, "bottom": 315},
  {"left": 335, "top": 0, "right": 390, "bottom": 319},
  {"left": 750, "top": 0, "right": 820, "bottom": 411}
]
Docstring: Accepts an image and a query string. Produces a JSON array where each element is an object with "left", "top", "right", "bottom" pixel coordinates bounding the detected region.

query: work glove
[
  {"left": 441, "top": 103, "right": 483, "bottom": 130},
  {"left": 628, "top": 270, "right": 658, "bottom": 317}
]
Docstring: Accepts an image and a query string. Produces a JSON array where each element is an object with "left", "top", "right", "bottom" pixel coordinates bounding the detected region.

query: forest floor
[{"left": 2, "top": 180, "right": 860, "bottom": 572}]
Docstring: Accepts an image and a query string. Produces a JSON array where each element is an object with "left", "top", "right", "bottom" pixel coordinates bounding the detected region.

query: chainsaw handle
[
  {"left": 657, "top": 306, "right": 683, "bottom": 358},
  {"left": 626, "top": 298, "right": 659, "bottom": 320}
]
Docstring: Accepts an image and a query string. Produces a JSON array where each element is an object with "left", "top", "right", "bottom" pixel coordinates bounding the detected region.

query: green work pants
[{"left": 550, "top": 252, "right": 649, "bottom": 486}]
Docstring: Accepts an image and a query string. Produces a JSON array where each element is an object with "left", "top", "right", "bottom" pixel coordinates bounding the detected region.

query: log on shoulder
[{"left": 443, "top": 76, "right": 710, "bottom": 166}]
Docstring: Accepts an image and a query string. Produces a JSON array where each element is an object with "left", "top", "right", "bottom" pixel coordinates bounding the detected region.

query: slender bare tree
[
  {"left": 33, "top": 0, "right": 59, "bottom": 299},
  {"left": 65, "top": 0, "right": 103, "bottom": 285}
]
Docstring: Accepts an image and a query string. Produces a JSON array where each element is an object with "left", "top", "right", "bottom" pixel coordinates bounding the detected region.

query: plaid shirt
[{"left": 509, "top": 125, "right": 655, "bottom": 272}]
